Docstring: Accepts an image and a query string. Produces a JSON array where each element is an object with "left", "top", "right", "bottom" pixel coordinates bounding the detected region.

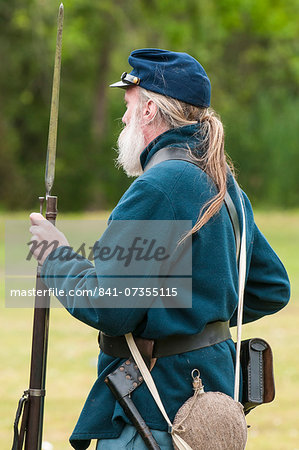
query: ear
[{"left": 141, "top": 99, "right": 158, "bottom": 124}]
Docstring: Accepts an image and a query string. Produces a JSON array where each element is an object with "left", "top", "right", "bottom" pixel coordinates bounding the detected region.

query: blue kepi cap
[{"left": 110, "top": 48, "right": 211, "bottom": 108}]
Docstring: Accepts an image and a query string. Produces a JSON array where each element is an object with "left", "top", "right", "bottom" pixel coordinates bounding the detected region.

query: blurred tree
[{"left": 0, "top": 0, "right": 298, "bottom": 210}]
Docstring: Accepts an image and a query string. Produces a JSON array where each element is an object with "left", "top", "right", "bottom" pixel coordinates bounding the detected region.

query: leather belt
[{"left": 98, "top": 321, "right": 231, "bottom": 359}]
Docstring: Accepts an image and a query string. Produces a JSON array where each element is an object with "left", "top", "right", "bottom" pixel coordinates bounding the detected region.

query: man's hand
[{"left": 29, "top": 213, "right": 70, "bottom": 265}]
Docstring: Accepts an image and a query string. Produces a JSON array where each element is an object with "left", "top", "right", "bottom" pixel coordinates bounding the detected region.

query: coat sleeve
[
  {"left": 230, "top": 223, "right": 290, "bottom": 326},
  {"left": 41, "top": 179, "right": 175, "bottom": 335}
]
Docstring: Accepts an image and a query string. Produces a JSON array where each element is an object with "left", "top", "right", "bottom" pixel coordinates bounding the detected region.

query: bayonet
[{"left": 45, "top": 3, "right": 64, "bottom": 197}]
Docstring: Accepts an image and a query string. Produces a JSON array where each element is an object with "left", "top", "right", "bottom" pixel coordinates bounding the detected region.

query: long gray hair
[{"left": 139, "top": 87, "right": 235, "bottom": 236}]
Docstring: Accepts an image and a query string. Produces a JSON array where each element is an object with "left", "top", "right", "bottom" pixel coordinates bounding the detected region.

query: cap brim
[{"left": 109, "top": 80, "right": 132, "bottom": 88}]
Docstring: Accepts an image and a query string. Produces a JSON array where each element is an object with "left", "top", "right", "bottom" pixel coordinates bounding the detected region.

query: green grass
[{"left": 1, "top": 211, "right": 298, "bottom": 449}]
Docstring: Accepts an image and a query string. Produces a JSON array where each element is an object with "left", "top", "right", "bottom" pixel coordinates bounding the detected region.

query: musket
[{"left": 12, "top": 4, "right": 64, "bottom": 450}]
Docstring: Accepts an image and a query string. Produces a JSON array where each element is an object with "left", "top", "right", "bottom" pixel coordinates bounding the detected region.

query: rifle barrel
[{"left": 25, "top": 196, "right": 58, "bottom": 450}]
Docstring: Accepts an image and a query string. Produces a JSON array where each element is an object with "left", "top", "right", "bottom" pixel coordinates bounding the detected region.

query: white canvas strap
[
  {"left": 125, "top": 190, "right": 247, "bottom": 448},
  {"left": 234, "top": 192, "right": 247, "bottom": 402},
  {"left": 125, "top": 333, "right": 193, "bottom": 450}
]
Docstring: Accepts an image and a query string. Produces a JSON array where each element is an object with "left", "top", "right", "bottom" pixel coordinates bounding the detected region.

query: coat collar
[{"left": 140, "top": 123, "right": 205, "bottom": 171}]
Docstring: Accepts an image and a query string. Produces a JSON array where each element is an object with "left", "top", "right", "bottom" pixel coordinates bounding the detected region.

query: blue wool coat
[{"left": 41, "top": 124, "right": 290, "bottom": 450}]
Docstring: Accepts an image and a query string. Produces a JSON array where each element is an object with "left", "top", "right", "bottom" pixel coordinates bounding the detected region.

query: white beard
[{"left": 116, "top": 110, "right": 145, "bottom": 177}]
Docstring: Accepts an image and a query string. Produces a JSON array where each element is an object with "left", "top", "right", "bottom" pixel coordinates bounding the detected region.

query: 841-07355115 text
[{"left": 97, "top": 287, "right": 178, "bottom": 296}]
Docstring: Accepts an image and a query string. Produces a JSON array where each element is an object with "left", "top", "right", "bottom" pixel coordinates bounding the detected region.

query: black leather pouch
[{"left": 240, "top": 338, "right": 275, "bottom": 415}]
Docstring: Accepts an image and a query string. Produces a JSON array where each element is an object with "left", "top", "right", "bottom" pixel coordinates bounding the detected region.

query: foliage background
[{"left": 0, "top": 0, "right": 298, "bottom": 211}]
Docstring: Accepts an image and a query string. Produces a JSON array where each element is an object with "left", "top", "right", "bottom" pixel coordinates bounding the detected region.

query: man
[{"left": 30, "top": 49, "right": 290, "bottom": 449}]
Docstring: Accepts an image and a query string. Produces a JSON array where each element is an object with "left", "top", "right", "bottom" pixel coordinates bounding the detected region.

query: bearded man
[{"left": 30, "top": 49, "right": 290, "bottom": 450}]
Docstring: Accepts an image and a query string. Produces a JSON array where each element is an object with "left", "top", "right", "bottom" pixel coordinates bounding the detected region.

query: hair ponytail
[
  {"left": 189, "top": 110, "right": 231, "bottom": 235},
  {"left": 139, "top": 88, "right": 235, "bottom": 236}
]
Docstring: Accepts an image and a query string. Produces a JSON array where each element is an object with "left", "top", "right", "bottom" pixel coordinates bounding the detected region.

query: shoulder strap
[
  {"left": 234, "top": 194, "right": 247, "bottom": 401},
  {"left": 144, "top": 147, "right": 241, "bottom": 260}
]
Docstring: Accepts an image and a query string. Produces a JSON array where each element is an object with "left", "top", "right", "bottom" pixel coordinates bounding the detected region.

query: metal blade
[{"left": 45, "top": 3, "right": 64, "bottom": 196}]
